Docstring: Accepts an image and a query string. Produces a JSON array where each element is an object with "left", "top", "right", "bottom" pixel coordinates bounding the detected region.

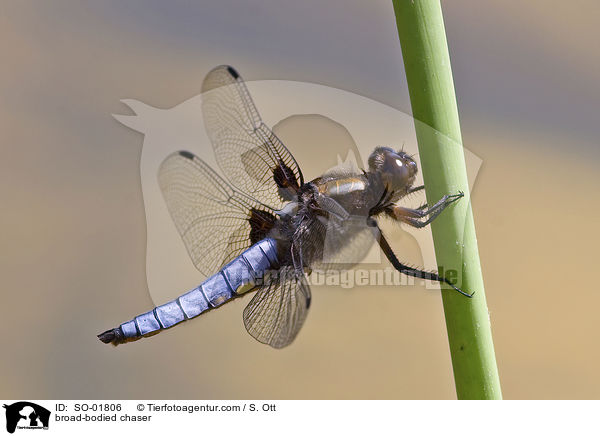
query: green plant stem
[{"left": 392, "top": 0, "right": 501, "bottom": 399}]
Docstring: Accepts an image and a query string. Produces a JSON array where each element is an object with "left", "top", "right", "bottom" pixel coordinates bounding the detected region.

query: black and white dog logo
[{"left": 3, "top": 402, "right": 50, "bottom": 433}]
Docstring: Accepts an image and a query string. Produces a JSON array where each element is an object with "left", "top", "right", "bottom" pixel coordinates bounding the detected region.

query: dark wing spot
[
  {"left": 226, "top": 66, "right": 240, "bottom": 79},
  {"left": 178, "top": 150, "right": 195, "bottom": 160},
  {"left": 273, "top": 159, "right": 300, "bottom": 191},
  {"left": 248, "top": 208, "right": 277, "bottom": 244}
]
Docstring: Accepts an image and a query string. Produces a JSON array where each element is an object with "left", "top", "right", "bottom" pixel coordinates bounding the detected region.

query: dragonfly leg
[
  {"left": 407, "top": 184, "right": 424, "bottom": 194},
  {"left": 391, "top": 191, "right": 463, "bottom": 228},
  {"left": 370, "top": 221, "right": 473, "bottom": 298}
]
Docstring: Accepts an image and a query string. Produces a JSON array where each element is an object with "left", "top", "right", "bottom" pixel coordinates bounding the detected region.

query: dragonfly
[{"left": 98, "top": 65, "right": 471, "bottom": 349}]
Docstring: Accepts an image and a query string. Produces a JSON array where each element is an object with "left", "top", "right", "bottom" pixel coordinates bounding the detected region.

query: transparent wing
[
  {"left": 243, "top": 267, "right": 311, "bottom": 349},
  {"left": 158, "top": 151, "right": 277, "bottom": 277},
  {"left": 201, "top": 65, "right": 304, "bottom": 209},
  {"left": 318, "top": 215, "right": 379, "bottom": 270}
]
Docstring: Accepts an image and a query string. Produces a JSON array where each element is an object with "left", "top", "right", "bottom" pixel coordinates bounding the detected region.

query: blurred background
[{"left": 1, "top": 0, "right": 598, "bottom": 399}]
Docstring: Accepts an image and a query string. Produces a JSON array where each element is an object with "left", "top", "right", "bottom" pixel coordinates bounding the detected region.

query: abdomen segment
[{"left": 98, "top": 238, "right": 279, "bottom": 345}]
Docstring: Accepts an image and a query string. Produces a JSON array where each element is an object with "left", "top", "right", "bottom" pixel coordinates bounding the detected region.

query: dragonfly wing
[
  {"left": 201, "top": 65, "right": 304, "bottom": 209},
  {"left": 243, "top": 267, "right": 311, "bottom": 349},
  {"left": 158, "top": 151, "right": 277, "bottom": 277}
]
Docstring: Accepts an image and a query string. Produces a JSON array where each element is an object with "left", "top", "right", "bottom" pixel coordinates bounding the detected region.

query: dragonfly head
[{"left": 368, "top": 147, "right": 418, "bottom": 194}]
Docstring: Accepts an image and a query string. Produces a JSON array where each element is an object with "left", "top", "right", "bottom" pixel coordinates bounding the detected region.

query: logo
[{"left": 3, "top": 402, "right": 50, "bottom": 434}]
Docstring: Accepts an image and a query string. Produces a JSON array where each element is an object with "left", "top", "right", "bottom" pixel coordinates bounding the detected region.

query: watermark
[
  {"left": 225, "top": 266, "right": 460, "bottom": 291},
  {"left": 305, "top": 267, "right": 458, "bottom": 290},
  {"left": 113, "top": 73, "right": 482, "bottom": 306}
]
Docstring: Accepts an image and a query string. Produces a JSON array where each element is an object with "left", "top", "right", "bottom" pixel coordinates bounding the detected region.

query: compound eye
[{"left": 395, "top": 158, "right": 403, "bottom": 167}]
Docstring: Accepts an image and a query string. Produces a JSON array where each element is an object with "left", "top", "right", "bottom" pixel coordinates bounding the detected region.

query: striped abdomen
[{"left": 98, "top": 238, "right": 279, "bottom": 345}]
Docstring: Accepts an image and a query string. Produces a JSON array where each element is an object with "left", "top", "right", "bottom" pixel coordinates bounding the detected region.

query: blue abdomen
[{"left": 100, "top": 238, "right": 279, "bottom": 344}]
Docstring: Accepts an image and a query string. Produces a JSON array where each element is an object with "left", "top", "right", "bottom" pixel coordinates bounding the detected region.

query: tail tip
[{"left": 98, "top": 328, "right": 124, "bottom": 345}]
